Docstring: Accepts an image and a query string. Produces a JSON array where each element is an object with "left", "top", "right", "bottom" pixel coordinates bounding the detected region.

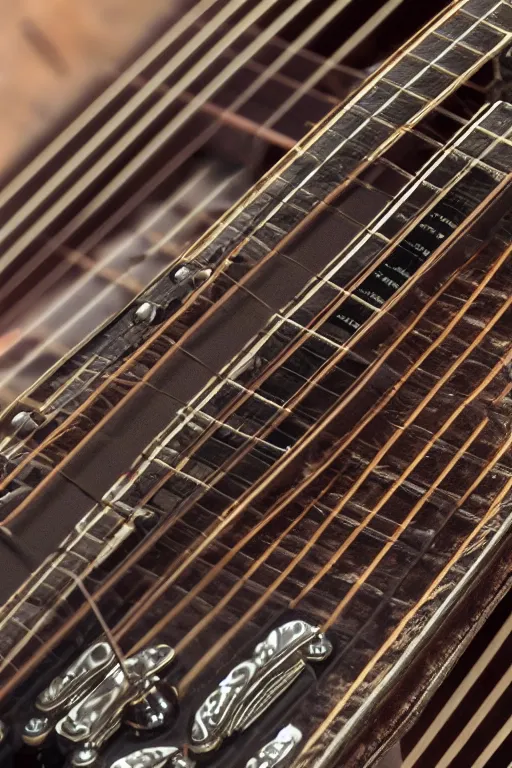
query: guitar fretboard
[{"left": 0, "top": 3, "right": 511, "bottom": 765}]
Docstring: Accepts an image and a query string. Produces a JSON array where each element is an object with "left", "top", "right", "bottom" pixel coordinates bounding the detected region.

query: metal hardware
[
  {"left": 246, "top": 724, "right": 302, "bottom": 768},
  {"left": 57, "top": 644, "right": 175, "bottom": 765},
  {"left": 10, "top": 411, "right": 38, "bottom": 435},
  {"left": 0, "top": 720, "right": 6, "bottom": 744},
  {"left": 190, "top": 620, "right": 331, "bottom": 753},
  {"left": 109, "top": 746, "right": 195, "bottom": 768},
  {"left": 193, "top": 268, "right": 212, "bottom": 285},
  {"left": 22, "top": 641, "right": 117, "bottom": 746},
  {"left": 135, "top": 302, "right": 158, "bottom": 324},
  {"left": 170, "top": 265, "right": 192, "bottom": 283}
]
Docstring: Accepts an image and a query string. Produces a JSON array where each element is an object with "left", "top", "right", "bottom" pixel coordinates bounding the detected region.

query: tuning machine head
[{"left": 190, "top": 620, "right": 331, "bottom": 754}]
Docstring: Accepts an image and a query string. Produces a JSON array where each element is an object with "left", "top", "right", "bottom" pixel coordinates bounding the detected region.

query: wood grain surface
[{"left": 0, "top": 0, "right": 180, "bottom": 173}]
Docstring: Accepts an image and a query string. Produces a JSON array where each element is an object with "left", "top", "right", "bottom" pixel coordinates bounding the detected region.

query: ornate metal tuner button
[
  {"left": 22, "top": 641, "right": 117, "bottom": 746},
  {"left": 246, "top": 724, "right": 302, "bottom": 768},
  {"left": 190, "top": 620, "right": 331, "bottom": 753},
  {"left": 55, "top": 644, "right": 175, "bottom": 766},
  {"left": 109, "top": 745, "right": 195, "bottom": 768}
]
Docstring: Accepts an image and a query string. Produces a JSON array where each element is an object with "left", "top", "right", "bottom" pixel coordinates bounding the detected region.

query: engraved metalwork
[
  {"left": 190, "top": 621, "right": 331, "bottom": 753},
  {"left": 109, "top": 746, "right": 195, "bottom": 768},
  {"left": 22, "top": 641, "right": 117, "bottom": 746},
  {"left": 246, "top": 724, "right": 302, "bottom": 768},
  {"left": 56, "top": 644, "right": 175, "bottom": 761},
  {"left": 38, "top": 642, "right": 116, "bottom": 712}
]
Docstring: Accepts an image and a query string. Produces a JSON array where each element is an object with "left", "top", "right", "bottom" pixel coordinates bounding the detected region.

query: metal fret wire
[
  {"left": 0, "top": 100, "right": 506, "bottom": 656},
  {"left": 0, "top": 101, "right": 504, "bottom": 502},
  {"left": 100, "top": 116, "right": 511, "bottom": 547},
  {"left": 0, "top": 178, "right": 506, "bottom": 684},
  {"left": 0, "top": 0, "right": 508, "bottom": 704},
  {"left": 0, "top": 154, "right": 504, "bottom": 688},
  {"left": 121, "top": 240, "right": 512, "bottom": 659},
  {"left": 0, "top": 0, "right": 506, "bottom": 394}
]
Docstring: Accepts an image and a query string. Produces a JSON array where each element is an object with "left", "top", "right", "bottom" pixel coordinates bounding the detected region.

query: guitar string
[
  {"left": 296, "top": 475, "right": 512, "bottom": 763},
  {"left": 0, "top": 12, "right": 504, "bottom": 744},
  {"left": 0, "top": 0, "right": 506, "bottom": 688},
  {"left": 0, "top": 169, "right": 498, "bottom": 691},
  {"left": 0, "top": 0, "right": 415, "bottom": 363},
  {"left": 0, "top": 134, "right": 504, "bottom": 616},
  {"left": 402, "top": 611, "right": 512, "bottom": 766},
  {"left": 117, "top": 245, "right": 512, "bottom": 659},
  {"left": 32, "top": 171, "right": 504, "bottom": 644},
  {"left": 0, "top": 110, "right": 498, "bottom": 498},
  {"left": 0, "top": 111, "right": 504, "bottom": 668},
  {"left": 0, "top": 0, "right": 356, "bottom": 293},
  {"left": 0, "top": 0, "right": 226, "bottom": 214},
  {"left": 0, "top": 0, "right": 491, "bottom": 370}
]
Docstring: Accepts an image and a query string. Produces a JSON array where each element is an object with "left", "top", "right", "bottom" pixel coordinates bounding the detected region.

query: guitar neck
[{"left": 0, "top": 2, "right": 511, "bottom": 767}]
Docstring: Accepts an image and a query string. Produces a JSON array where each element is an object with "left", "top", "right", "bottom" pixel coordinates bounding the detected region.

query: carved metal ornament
[
  {"left": 190, "top": 620, "right": 331, "bottom": 753},
  {"left": 109, "top": 745, "right": 195, "bottom": 768},
  {"left": 38, "top": 642, "right": 117, "bottom": 713},
  {"left": 22, "top": 642, "right": 117, "bottom": 746},
  {"left": 246, "top": 724, "right": 302, "bottom": 768},
  {"left": 56, "top": 644, "right": 175, "bottom": 763}
]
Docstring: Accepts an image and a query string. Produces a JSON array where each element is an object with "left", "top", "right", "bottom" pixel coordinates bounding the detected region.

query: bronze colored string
[
  {"left": 0, "top": 132, "right": 504, "bottom": 616},
  {"left": 299, "top": 479, "right": 512, "bottom": 760},
  {"left": 120, "top": 243, "right": 512, "bottom": 662},
  {"left": 0, "top": 0, "right": 502, "bottom": 386},
  {"left": 0, "top": 162, "right": 496, "bottom": 693},
  {"left": 0, "top": 0, "right": 508, "bottom": 696},
  {"left": 1, "top": 70, "right": 503, "bottom": 496}
]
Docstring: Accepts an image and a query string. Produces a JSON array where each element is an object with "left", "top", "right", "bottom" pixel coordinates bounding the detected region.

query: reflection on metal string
[{"left": 190, "top": 620, "right": 331, "bottom": 753}]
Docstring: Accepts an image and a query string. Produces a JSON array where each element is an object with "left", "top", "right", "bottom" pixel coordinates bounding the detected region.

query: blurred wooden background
[{"left": 0, "top": 0, "right": 179, "bottom": 172}]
